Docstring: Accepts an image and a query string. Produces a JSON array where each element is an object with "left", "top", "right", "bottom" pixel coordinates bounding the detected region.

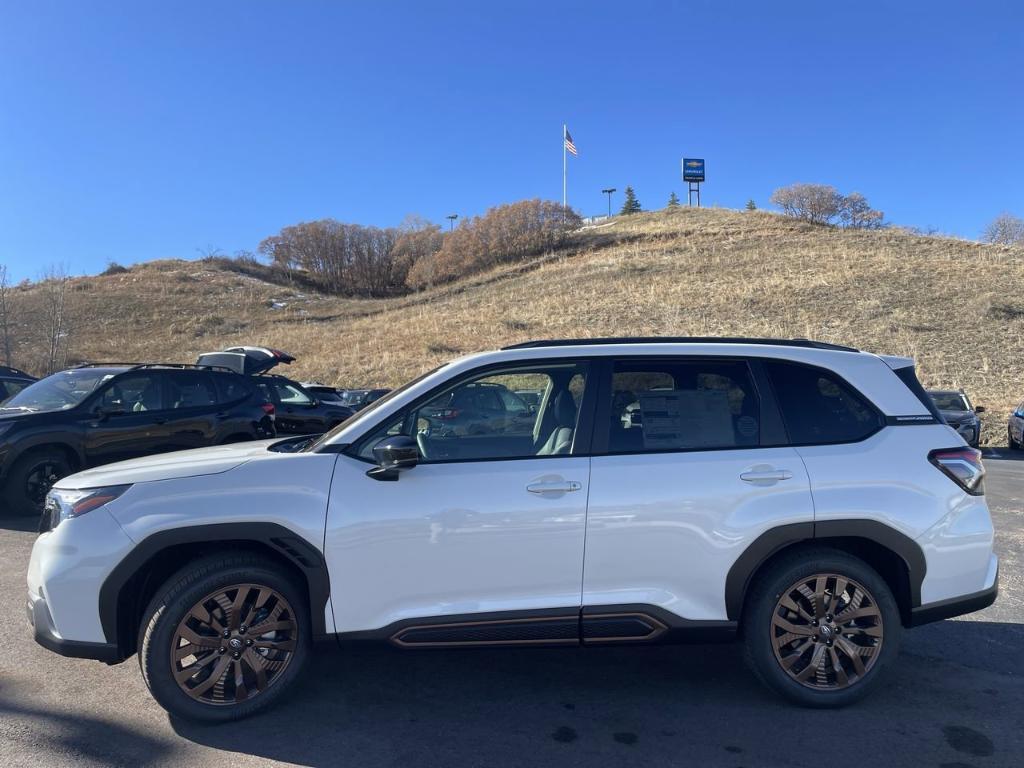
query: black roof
[
  {"left": 0, "top": 365, "right": 35, "bottom": 379},
  {"left": 502, "top": 337, "right": 859, "bottom": 352}
]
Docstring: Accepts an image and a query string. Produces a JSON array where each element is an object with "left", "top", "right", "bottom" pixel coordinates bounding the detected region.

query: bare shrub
[
  {"left": 40, "top": 265, "right": 72, "bottom": 374},
  {"left": 772, "top": 185, "right": 885, "bottom": 229},
  {"left": 839, "top": 192, "right": 885, "bottom": 229},
  {"left": 982, "top": 213, "right": 1024, "bottom": 245},
  {"left": 770, "top": 184, "right": 843, "bottom": 224},
  {"left": 407, "top": 200, "right": 580, "bottom": 289},
  {"left": 259, "top": 221, "right": 405, "bottom": 296}
]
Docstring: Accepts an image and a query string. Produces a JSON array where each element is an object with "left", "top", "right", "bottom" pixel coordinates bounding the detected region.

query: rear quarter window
[{"left": 765, "top": 360, "right": 883, "bottom": 445}]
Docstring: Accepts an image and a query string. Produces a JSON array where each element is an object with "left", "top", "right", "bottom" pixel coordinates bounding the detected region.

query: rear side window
[
  {"left": 167, "top": 371, "right": 217, "bottom": 409},
  {"left": 215, "top": 375, "right": 253, "bottom": 404},
  {"left": 607, "top": 359, "right": 760, "bottom": 452},
  {"left": 765, "top": 361, "right": 882, "bottom": 444}
]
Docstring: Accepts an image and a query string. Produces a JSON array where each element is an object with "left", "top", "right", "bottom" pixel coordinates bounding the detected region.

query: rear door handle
[
  {"left": 740, "top": 469, "right": 793, "bottom": 483},
  {"left": 527, "top": 480, "right": 582, "bottom": 494}
]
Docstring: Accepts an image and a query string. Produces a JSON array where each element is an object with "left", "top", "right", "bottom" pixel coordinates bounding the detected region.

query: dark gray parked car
[
  {"left": 927, "top": 389, "right": 983, "bottom": 447},
  {"left": 196, "top": 347, "right": 355, "bottom": 435}
]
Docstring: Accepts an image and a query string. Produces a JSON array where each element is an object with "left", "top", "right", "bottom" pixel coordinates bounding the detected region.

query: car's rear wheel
[
  {"left": 1009, "top": 427, "right": 1021, "bottom": 450},
  {"left": 1, "top": 449, "right": 72, "bottom": 517},
  {"left": 139, "top": 554, "right": 310, "bottom": 722},
  {"left": 743, "top": 548, "right": 902, "bottom": 708}
]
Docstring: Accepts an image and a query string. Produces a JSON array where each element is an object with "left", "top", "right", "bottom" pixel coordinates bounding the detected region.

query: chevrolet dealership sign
[{"left": 682, "top": 158, "right": 705, "bottom": 182}]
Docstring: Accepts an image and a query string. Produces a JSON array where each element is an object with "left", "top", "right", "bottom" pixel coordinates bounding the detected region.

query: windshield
[
  {"left": 929, "top": 392, "right": 969, "bottom": 411},
  {"left": 305, "top": 365, "right": 446, "bottom": 452},
  {"left": 2, "top": 369, "right": 121, "bottom": 413}
]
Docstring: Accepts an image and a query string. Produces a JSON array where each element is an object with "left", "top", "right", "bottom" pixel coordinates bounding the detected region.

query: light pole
[
  {"left": 446, "top": 214, "right": 458, "bottom": 232},
  {"left": 602, "top": 188, "right": 616, "bottom": 218}
]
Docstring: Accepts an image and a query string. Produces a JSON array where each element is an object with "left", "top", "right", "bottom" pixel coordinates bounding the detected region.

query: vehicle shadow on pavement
[
  {"left": 172, "top": 619, "right": 1024, "bottom": 768},
  {"left": 0, "top": 693, "right": 176, "bottom": 765},
  {"left": 982, "top": 448, "right": 1024, "bottom": 462},
  {"left": 0, "top": 516, "right": 38, "bottom": 533}
]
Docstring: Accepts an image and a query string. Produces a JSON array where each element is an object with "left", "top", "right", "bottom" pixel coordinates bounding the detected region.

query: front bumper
[
  {"left": 27, "top": 592, "right": 121, "bottom": 662},
  {"left": 27, "top": 505, "right": 135, "bottom": 660},
  {"left": 952, "top": 422, "right": 980, "bottom": 446}
]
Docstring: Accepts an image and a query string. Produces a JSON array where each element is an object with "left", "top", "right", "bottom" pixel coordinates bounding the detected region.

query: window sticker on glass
[{"left": 638, "top": 389, "right": 735, "bottom": 450}]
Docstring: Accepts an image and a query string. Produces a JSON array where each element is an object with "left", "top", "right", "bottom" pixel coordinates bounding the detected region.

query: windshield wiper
[{"left": 0, "top": 405, "right": 39, "bottom": 413}]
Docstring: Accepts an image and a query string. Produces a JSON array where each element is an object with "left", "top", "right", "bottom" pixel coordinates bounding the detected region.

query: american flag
[{"left": 564, "top": 129, "right": 577, "bottom": 156}]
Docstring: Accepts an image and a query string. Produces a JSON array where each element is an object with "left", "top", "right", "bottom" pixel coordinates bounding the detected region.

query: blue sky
[{"left": 1, "top": 1, "right": 1021, "bottom": 281}]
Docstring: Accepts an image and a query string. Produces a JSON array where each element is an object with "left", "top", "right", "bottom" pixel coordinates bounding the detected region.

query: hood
[{"left": 54, "top": 439, "right": 280, "bottom": 490}]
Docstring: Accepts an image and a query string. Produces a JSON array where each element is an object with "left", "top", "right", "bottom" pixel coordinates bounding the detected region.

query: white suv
[{"left": 27, "top": 338, "right": 998, "bottom": 722}]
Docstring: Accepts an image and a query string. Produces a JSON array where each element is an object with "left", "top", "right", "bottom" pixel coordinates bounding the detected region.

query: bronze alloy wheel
[
  {"left": 170, "top": 584, "right": 299, "bottom": 706},
  {"left": 770, "top": 573, "right": 883, "bottom": 690}
]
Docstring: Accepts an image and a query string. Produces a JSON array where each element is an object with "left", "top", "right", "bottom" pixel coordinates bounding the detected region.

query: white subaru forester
[{"left": 27, "top": 338, "right": 998, "bottom": 722}]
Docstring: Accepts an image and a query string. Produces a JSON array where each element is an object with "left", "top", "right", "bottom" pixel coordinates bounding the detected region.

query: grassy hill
[{"left": 10, "top": 207, "right": 1024, "bottom": 445}]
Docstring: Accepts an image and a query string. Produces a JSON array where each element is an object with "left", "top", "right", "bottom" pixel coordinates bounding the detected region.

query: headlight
[{"left": 42, "top": 485, "right": 131, "bottom": 531}]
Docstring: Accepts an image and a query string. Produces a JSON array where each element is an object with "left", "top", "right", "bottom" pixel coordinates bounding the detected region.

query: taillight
[
  {"left": 929, "top": 447, "right": 985, "bottom": 495},
  {"left": 435, "top": 408, "right": 460, "bottom": 420},
  {"left": 261, "top": 402, "right": 276, "bottom": 417}
]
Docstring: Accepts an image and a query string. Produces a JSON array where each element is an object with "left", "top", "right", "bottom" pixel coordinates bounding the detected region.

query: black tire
[
  {"left": 1009, "top": 428, "right": 1021, "bottom": 451},
  {"left": 742, "top": 547, "right": 902, "bottom": 708},
  {"left": 139, "top": 553, "right": 310, "bottom": 723},
  {"left": 1, "top": 448, "right": 72, "bottom": 518}
]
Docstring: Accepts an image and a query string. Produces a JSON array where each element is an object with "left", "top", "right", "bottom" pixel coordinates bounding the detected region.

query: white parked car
[{"left": 27, "top": 338, "right": 998, "bottom": 722}]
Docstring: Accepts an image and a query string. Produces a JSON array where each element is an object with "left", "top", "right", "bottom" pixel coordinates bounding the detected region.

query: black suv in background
[
  {"left": 927, "top": 388, "right": 984, "bottom": 447},
  {"left": 0, "top": 364, "right": 275, "bottom": 516},
  {"left": 339, "top": 388, "right": 391, "bottom": 410},
  {"left": 0, "top": 366, "right": 36, "bottom": 403},
  {"left": 196, "top": 347, "right": 355, "bottom": 435}
]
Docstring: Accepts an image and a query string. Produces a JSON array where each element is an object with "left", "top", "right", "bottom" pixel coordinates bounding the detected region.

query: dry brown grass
[{"left": 9, "top": 208, "right": 1024, "bottom": 445}]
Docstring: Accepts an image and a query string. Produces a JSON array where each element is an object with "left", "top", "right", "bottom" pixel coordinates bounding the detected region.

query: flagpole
[{"left": 562, "top": 123, "right": 567, "bottom": 221}]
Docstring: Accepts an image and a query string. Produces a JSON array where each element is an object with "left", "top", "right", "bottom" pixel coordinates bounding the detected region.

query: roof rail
[
  {"left": 501, "top": 337, "right": 860, "bottom": 352},
  {"left": 72, "top": 362, "right": 236, "bottom": 373}
]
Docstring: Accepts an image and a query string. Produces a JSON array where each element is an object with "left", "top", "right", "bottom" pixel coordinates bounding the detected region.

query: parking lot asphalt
[{"left": 0, "top": 453, "right": 1021, "bottom": 768}]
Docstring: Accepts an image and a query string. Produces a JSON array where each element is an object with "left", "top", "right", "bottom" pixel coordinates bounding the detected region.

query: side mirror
[
  {"left": 367, "top": 435, "right": 420, "bottom": 481},
  {"left": 975, "top": 406, "right": 986, "bottom": 414}
]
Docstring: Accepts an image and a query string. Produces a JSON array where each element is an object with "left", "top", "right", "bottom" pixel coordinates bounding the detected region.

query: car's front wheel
[
  {"left": 743, "top": 548, "right": 902, "bottom": 708},
  {"left": 1, "top": 448, "right": 72, "bottom": 517},
  {"left": 1009, "top": 427, "right": 1021, "bottom": 451},
  {"left": 139, "top": 554, "right": 310, "bottom": 722}
]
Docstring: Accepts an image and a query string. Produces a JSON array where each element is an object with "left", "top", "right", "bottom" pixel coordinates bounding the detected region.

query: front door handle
[
  {"left": 527, "top": 480, "right": 582, "bottom": 494},
  {"left": 740, "top": 468, "right": 793, "bottom": 484}
]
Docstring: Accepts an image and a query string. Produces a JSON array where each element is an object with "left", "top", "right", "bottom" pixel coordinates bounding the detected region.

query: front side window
[
  {"left": 607, "top": 359, "right": 760, "bottom": 453},
  {"left": 98, "top": 374, "right": 162, "bottom": 413},
  {"left": 357, "top": 362, "right": 588, "bottom": 462},
  {"left": 765, "top": 360, "right": 882, "bottom": 444}
]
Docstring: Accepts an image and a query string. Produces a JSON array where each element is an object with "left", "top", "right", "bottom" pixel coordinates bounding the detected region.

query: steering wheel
[{"left": 416, "top": 430, "right": 430, "bottom": 460}]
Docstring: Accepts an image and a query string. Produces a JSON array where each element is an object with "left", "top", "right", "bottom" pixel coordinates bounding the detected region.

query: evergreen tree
[
  {"left": 745, "top": 199, "right": 757, "bottom": 211},
  {"left": 667, "top": 191, "right": 680, "bottom": 208},
  {"left": 620, "top": 186, "right": 642, "bottom": 215}
]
